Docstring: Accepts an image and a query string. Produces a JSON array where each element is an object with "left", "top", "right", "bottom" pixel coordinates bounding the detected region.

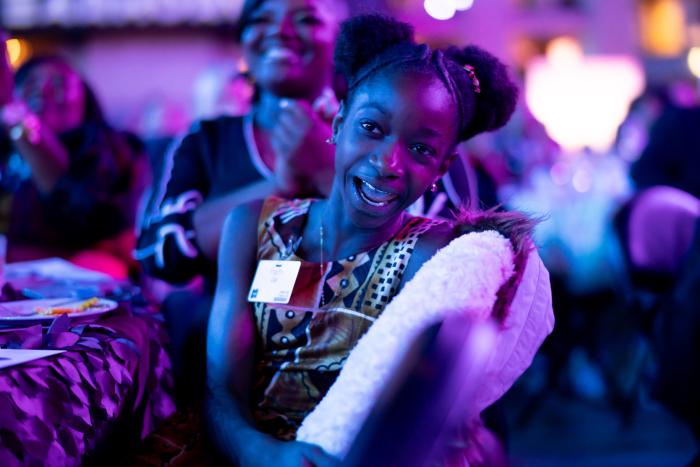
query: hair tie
[{"left": 463, "top": 64, "right": 481, "bottom": 94}]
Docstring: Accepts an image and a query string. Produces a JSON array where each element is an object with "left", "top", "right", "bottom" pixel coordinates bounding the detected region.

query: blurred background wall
[
  {"left": 2, "top": 0, "right": 393, "bottom": 136},
  {"left": 0, "top": 0, "right": 700, "bottom": 140},
  {"left": 4, "top": 0, "right": 697, "bottom": 138}
]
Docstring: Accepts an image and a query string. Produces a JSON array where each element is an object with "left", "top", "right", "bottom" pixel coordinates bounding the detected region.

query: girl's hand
[{"left": 270, "top": 98, "right": 335, "bottom": 197}]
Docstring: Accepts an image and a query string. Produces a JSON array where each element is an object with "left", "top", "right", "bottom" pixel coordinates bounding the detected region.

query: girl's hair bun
[
  {"left": 334, "top": 14, "right": 414, "bottom": 82},
  {"left": 445, "top": 45, "right": 519, "bottom": 137},
  {"left": 333, "top": 14, "right": 518, "bottom": 142}
]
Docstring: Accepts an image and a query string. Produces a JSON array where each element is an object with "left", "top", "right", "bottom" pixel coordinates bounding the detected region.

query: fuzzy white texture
[{"left": 296, "top": 230, "right": 514, "bottom": 458}]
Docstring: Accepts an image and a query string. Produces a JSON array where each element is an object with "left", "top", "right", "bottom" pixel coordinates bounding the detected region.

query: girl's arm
[
  {"left": 400, "top": 222, "right": 458, "bottom": 286},
  {"left": 206, "top": 199, "right": 266, "bottom": 463},
  {"left": 206, "top": 200, "right": 338, "bottom": 467}
]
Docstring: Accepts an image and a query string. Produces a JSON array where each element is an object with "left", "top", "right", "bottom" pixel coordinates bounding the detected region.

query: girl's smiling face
[{"left": 331, "top": 70, "right": 460, "bottom": 229}]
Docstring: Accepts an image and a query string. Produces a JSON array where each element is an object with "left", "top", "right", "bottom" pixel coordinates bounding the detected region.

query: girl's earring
[
  {"left": 430, "top": 182, "right": 438, "bottom": 192},
  {"left": 325, "top": 137, "right": 335, "bottom": 145}
]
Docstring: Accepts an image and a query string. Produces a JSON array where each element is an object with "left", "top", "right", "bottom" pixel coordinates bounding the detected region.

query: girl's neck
[{"left": 307, "top": 194, "right": 407, "bottom": 263}]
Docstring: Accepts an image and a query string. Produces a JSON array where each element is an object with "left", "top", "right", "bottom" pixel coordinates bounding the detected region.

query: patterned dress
[{"left": 252, "top": 196, "right": 445, "bottom": 439}]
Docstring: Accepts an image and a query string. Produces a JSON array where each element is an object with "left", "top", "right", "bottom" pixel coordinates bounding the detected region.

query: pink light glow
[{"left": 526, "top": 46, "right": 644, "bottom": 153}]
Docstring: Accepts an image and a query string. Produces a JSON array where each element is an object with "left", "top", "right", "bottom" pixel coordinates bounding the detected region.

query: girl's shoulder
[
  {"left": 259, "top": 196, "right": 313, "bottom": 223},
  {"left": 452, "top": 208, "right": 536, "bottom": 259},
  {"left": 400, "top": 217, "right": 455, "bottom": 285},
  {"left": 405, "top": 209, "right": 536, "bottom": 286}
]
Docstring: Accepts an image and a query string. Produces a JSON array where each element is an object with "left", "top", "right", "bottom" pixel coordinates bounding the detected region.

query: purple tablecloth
[{"left": 0, "top": 303, "right": 176, "bottom": 466}]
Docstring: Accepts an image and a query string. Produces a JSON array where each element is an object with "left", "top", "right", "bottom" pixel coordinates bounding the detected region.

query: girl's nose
[{"left": 369, "top": 143, "right": 404, "bottom": 177}]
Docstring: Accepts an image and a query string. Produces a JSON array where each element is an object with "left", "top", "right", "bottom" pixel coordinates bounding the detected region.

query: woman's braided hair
[{"left": 334, "top": 14, "right": 519, "bottom": 142}]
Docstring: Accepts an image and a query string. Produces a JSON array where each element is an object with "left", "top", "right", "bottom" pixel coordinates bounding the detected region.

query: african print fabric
[{"left": 251, "top": 196, "right": 444, "bottom": 439}]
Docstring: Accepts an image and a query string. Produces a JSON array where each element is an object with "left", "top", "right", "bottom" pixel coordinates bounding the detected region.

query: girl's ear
[{"left": 331, "top": 101, "right": 346, "bottom": 143}]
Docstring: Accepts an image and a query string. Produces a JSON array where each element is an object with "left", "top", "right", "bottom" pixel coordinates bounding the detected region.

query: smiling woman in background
[
  {"left": 0, "top": 42, "right": 148, "bottom": 279},
  {"left": 135, "top": 0, "right": 348, "bottom": 405}
]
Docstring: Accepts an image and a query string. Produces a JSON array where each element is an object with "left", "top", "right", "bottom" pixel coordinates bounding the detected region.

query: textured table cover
[{"left": 0, "top": 299, "right": 176, "bottom": 466}]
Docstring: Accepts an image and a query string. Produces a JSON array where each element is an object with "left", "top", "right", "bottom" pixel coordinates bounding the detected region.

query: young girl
[{"left": 207, "top": 14, "right": 536, "bottom": 466}]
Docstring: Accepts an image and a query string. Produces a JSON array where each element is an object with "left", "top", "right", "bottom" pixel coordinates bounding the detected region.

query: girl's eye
[
  {"left": 359, "top": 120, "right": 382, "bottom": 136},
  {"left": 410, "top": 143, "right": 437, "bottom": 158}
]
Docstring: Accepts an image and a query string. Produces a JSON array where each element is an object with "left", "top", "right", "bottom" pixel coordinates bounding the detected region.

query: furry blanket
[{"left": 296, "top": 230, "right": 515, "bottom": 458}]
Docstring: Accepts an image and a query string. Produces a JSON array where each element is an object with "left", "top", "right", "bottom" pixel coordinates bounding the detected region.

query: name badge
[{"left": 247, "top": 260, "right": 301, "bottom": 304}]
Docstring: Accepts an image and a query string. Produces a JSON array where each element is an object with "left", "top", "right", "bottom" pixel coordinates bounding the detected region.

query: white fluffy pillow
[{"left": 296, "top": 230, "right": 515, "bottom": 458}]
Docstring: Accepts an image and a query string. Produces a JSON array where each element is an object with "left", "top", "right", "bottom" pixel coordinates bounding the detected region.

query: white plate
[
  {"left": 0, "top": 298, "right": 118, "bottom": 323},
  {"left": 6, "top": 258, "right": 113, "bottom": 282}
]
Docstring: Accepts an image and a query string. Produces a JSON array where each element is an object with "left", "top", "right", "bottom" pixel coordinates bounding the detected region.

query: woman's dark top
[{"left": 136, "top": 115, "right": 272, "bottom": 284}]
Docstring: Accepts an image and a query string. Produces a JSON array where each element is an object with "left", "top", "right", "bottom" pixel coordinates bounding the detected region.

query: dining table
[{"left": 0, "top": 258, "right": 176, "bottom": 466}]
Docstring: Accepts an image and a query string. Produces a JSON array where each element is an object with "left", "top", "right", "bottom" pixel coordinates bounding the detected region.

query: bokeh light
[
  {"left": 687, "top": 46, "right": 700, "bottom": 79},
  {"left": 640, "top": 0, "right": 686, "bottom": 57},
  {"left": 526, "top": 43, "right": 644, "bottom": 153},
  {"left": 424, "top": 0, "right": 456, "bottom": 21},
  {"left": 572, "top": 166, "right": 593, "bottom": 193},
  {"left": 237, "top": 57, "right": 249, "bottom": 74},
  {"left": 5, "top": 38, "right": 31, "bottom": 68}
]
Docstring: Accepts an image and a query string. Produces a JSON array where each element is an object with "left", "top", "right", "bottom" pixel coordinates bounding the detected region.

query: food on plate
[{"left": 35, "top": 297, "right": 102, "bottom": 316}]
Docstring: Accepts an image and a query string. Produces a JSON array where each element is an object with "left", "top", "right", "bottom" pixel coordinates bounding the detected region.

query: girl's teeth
[{"left": 360, "top": 180, "right": 395, "bottom": 204}]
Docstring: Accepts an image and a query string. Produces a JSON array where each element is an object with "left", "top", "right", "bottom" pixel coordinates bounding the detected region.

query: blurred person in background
[
  {"left": 0, "top": 39, "right": 149, "bottom": 279},
  {"left": 219, "top": 72, "right": 256, "bottom": 116},
  {"left": 606, "top": 90, "right": 700, "bottom": 427},
  {"left": 614, "top": 86, "right": 671, "bottom": 164},
  {"left": 652, "top": 216, "right": 700, "bottom": 461},
  {"left": 135, "top": 0, "right": 348, "bottom": 404},
  {"left": 629, "top": 104, "right": 700, "bottom": 199},
  {"left": 613, "top": 186, "right": 700, "bottom": 458}
]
